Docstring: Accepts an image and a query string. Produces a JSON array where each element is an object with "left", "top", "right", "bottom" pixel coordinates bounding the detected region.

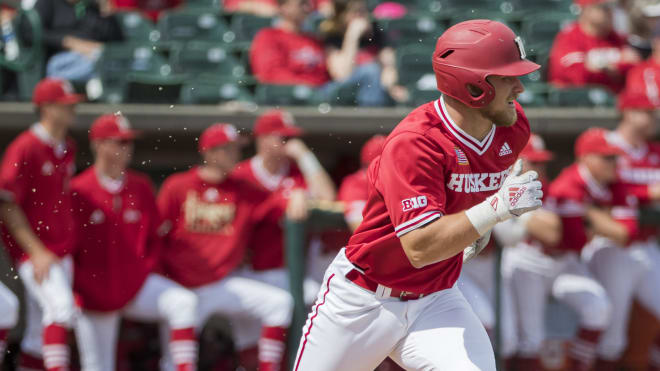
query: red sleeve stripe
[{"left": 395, "top": 211, "right": 442, "bottom": 237}]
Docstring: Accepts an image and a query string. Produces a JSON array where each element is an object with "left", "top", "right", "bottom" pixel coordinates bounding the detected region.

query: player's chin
[{"left": 493, "top": 109, "right": 518, "bottom": 127}]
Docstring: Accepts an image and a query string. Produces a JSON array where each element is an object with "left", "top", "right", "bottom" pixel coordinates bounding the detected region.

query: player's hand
[
  {"left": 30, "top": 247, "right": 57, "bottom": 284},
  {"left": 346, "top": 17, "right": 371, "bottom": 41},
  {"left": 463, "top": 229, "right": 491, "bottom": 263},
  {"left": 489, "top": 159, "right": 543, "bottom": 220},
  {"left": 286, "top": 189, "right": 309, "bottom": 221},
  {"left": 284, "top": 139, "right": 311, "bottom": 160}
]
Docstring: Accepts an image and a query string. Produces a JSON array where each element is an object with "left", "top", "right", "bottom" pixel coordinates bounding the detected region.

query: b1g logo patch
[{"left": 402, "top": 196, "right": 427, "bottom": 212}]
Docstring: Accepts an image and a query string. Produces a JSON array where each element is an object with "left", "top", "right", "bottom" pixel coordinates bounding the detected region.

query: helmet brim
[{"left": 488, "top": 59, "right": 541, "bottom": 77}]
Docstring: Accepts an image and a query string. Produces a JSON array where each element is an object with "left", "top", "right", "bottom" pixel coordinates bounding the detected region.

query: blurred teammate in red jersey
[
  {"left": 0, "top": 78, "right": 82, "bottom": 371},
  {"left": 157, "top": 123, "right": 293, "bottom": 371},
  {"left": 70, "top": 113, "right": 198, "bottom": 371},
  {"left": 548, "top": 0, "right": 640, "bottom": 92}
]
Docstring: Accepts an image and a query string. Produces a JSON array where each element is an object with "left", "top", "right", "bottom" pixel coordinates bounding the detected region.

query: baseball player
[
  {"left": 232, "top": 109, "right": 335, "bottom": 304},
  {"left": 69, "top": 113, "right": 198, "bottom": 371},
  {"left": 157, "top": 123, "right": 293, "bottom": 371},
  {"left": 583, "top": 67, "right": 660, "bottom": 369},
  {"left": 293, "top": 20, "right": 543, "bottom": 371},
  {"left": 0, "top": 187, "right": 19, "bottom": 366},
  {"left": 0, "top": 78, "right": 82, "bottom": 371}
]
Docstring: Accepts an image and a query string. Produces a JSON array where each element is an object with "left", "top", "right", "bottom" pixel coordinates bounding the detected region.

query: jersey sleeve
[
  {"left": 0, "top": 140, "right": 30, "bottom": 204},
  {"left": 375, "top": 132, "right": 446, "bottom": 238},
  {"left": 545, "top": 193, "right": 587, "bottom": 252},
  {"left": 156, "top": 177, "right": 181, "bottom": 239}
]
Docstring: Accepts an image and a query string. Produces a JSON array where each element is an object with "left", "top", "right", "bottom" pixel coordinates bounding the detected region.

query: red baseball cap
[
  {"left": 574, "top": 0, "right": 613, "bottom": 8},
  {"left": 617, "top": 67, "right": 659, "bottom": 111},
  {"left": 89, "top": 113, "right": 140, "bottom": 141},
  {"left": 32, "top": 78, "right": 84, "bottom": 106},
  {"left": 199, "top": 123, "right": 240, "bottom": 152},
  {"left": 253, "top": 109, "right": 302, "bottom": 137},
  {"left": 520, "top": 134, "right": 554, "bottom": 162},
  {"left": 575, "top": 128, "right": 625, "bottom": 157},
  {"left": 360, "top": 135, "right": 386, "bottom": 166}
]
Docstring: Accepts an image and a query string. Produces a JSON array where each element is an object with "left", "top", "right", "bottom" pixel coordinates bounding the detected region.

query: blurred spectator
[
  {"left": 319, "top": 0, "right": 407, "bottom": 105},
  {"left": 624, "top": 0, "right": 660, "bottom": 59},
  {"left": 617, "top": 19, "right": 660, "bottom": 106},
  {"left": 250, "top": 0, "right": 330, "bottom": 86},
  {"left": 110, "top": 0, "right": 182, "bottom": 22},
  {"left": 21, "top": 0, "right": 124, "bottom": 83},
  {"left": 224, "top": 0, "right": 330, "bottom": 17},
  {"left": 549, "top": 0, "right": 640, "bottom": 93}
]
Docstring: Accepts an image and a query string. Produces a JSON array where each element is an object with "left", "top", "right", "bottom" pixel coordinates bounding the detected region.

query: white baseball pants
[
  {"left": 75, "top": 273, "right": 198, "bottom": 371},
  {"left": 293, "top": 249, "right": 496, "bottom": 371},
  {"left": 583, "top": 238, "right": 660, "bottom": 360},
  {"left": 0, "top": 281, "right": 19, "bottom": 329}
]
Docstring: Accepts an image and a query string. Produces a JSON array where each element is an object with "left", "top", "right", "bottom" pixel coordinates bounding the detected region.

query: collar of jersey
[
  {"left": 434, "top": 96, "right": 496, "bottom": 156},
  {"left": 577, "top": 164, "right": 612, "bottom": 201},
  {"left": 31, "top": 123, "right": 68, "bottom": 158},
  {"left": 251, "top": 155, "right": 289, "bottom": 191},
  {"left": 95, "top": 167, "right": 126, "bottom": 194},
  {"left": 606, "top": 131, "right": 648, "bottom": 162}
]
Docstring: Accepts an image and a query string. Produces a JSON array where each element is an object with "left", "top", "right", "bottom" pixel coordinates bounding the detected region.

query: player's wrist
[
  {"left": 298, "top": 151, "right": 322, "bottom": 175},
  {"left": 465, "top": 195, "right": 511, "bottom": 236}
]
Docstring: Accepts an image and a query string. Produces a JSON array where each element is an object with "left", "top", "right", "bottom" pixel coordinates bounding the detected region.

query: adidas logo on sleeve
[{"left": 499, "top": 142, "right": 512, "bottom": 157}]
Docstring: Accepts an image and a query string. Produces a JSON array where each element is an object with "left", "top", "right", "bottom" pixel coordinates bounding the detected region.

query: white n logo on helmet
[{"left": 514, "top": 36, "right": 526, "bottom": 60}]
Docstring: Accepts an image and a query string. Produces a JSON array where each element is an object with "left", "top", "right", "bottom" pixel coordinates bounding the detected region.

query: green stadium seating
[
  {"left": 430, "top": 0, "right": 523, "bottom": 20},
  {"left": 517, "top": 83, "right": 549, "bottom": 107},
  {"left": 547, "top": 86, "right": 616, "bottom": 107},
  {"left": 158, "top": 8, "right": 234, "bottom": 43},
  {"left": 396, "top": 45, "right": 432, "bottom": 86},
  {"left": 319, "top": 83, "right": 360, "bottom": 106},
  {"left": 185, "top": 0, "right": 222, "bottom": 10},
  {"left": 255, "top": 84, "right": 316, "bottom": 105},
  {"left": 94, "top": 43, "right": 186, "bottom": 103},
  {"left": 377, "top": 15, "right": 442, "bottom": 47},
  {"left": 180, "top": 75, "right": 253, "bottom": 104},
  {"left": 522, "top": 13, "right": 575, "bottom": 55},
  {"left": 407, "top": 83, "right": 440, "bottom": 106},
  {"left": 230, "top": 14, "right": 275, "bottom": 45},
  {"left": 116, "top": 11, "right": 161, "bottom": 43},
  {"left": 170, "top": 41, "right": 247, "bottom": 80},
  {"left": 448, "top": 11, "right": 520, "bottom": 33}
]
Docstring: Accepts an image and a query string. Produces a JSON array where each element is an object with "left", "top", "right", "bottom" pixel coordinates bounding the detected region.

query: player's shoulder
[
  {"left": 160, "top": 168, "right": 197, "bottom": 192},
  {"left": 71, "top": 167, "right": 96, "bottom": 190},
  {"left": 125, "top": 169, "right": 155, "bottom": 191},
  {"left": 232, "top": 158, "right": 256, "bottom": 180},
  {"left": 5, "top": 129, "right": 38, "bottom": 154},
  {"left": 385, "top": 100, "right": 451, "bottom": 153},
  {"left": 549, "top": 164, "right": 585, "bottom": 199},
  {"left": 647, "top": 141, "right": 660, "bottom": 154},
  {"left": 227, "top": 174, "right": 269, "bottom": 200}
]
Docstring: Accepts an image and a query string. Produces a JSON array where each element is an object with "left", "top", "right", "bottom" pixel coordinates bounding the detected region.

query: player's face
[
  {"left": 42, "top": 103, "right": 77, "bottom": 128},
  {"left": 583, "top": 4, "right": 613, "bottom": 36},
  {"left": 583, "top": 153, "right": 618, "bottom": 184},
  {"left": 522, "top": 159, "right": 547, "bottom": 180},
  {"left": 203, "top": 142, "right": 240, "bottom": 173},
  {"left": 623, "top": 109, "right": 656, "bottom": 140},
  {"left": 97, "top": 139, "right": 134, "bottom": 170},
  {"left": 280, "top": 0, "right": 310, "bottom": 24},
  {"left": 256, "top": 134, "right": 288, "bottom": 160},
  {"left": 481, "top": 75, "right": 524, "bottom": 127}
]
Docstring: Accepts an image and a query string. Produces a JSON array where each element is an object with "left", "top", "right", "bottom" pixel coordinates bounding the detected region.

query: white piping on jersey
[
  {"left": 95, "top": 168, "right": 126, "bottom": 194},
  {"left": 434, "top": 96, "right": 496, "bottom": 156},
  {"left": 643, "top": 67, "right": 660, "bottom": 106},
  {"left": 394, "top": 210, "right": 443, "bottom": 237},
  {"left": 606, "top": 131, "right": 648, "bottom": 162},
  {"left": 250, "top": 155, "right": 290, "bottom": 191},
  {"left": 577, "top": 164, "right": 612, "bottom": 202},
  {"left": 31, "top": 123, "right": 68, "bottom": 158}
]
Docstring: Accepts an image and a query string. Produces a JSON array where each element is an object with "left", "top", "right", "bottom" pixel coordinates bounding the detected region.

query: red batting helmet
[{"left": 432, "top": 20, "right": 540, "bottom": 108}]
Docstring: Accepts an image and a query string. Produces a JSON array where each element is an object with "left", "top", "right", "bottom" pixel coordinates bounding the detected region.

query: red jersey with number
[
  {"left": 157, "top": 168, "right": 269, "bottom": 287},
  {"left": 606, "top": 131, "right": 657, "bottom": 243},
  {"left": 250, "top": 28, "right": 330, "bottom": 86},
  {"left": 338, "top": 169, "right": 369, "bottom": 226},
  {"left": 232, "top": 156, "right": 306, "bottom": 270},
  {"left": 71, "top": 167, "right": 164, "bottom": 311},
  {"left": 0, "top": 124, "right": 76, "bottom": 262},
  {"left": 548, "top": 22, "right": 633, "bottom": 93},
  {"left": 344, "top": 96, "right": 530, "bottom": 294}
]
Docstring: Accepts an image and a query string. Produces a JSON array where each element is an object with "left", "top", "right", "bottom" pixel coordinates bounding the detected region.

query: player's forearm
[
  {"left": 400, "top": 212, "right": 480, "bottom": 268},
  {"left": 586, "top": 207, "right": 629, "bottom": 246},
  {"left": 526, "top": 209, "right": 562, "bottom": 247},
  {"left": 296, "top": 152, "right": 336, "bottom": 201},
  {"left": 0, "top": 201, "right": 46, "bottom": 255}
]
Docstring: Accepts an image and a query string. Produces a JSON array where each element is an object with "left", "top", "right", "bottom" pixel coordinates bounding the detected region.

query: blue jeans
[
  {"left": 47, "top": 51, "right": 99, "bottom": 83},
  {"left": 319, "top": 62, "right": 390, "bottom": 107}
]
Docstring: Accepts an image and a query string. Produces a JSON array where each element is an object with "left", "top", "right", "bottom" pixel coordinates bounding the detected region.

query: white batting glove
[
  {"left": 465, "top": 159, "right": 543, "bottom": 236},
  {"left": 463, "top": 229, "right": 491, "bottom": 263}
]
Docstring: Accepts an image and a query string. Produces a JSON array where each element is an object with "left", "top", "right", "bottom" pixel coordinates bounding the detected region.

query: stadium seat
[
  {"left": 230, "top": 14, "right": 275, "bottom": 46},
  {"left": 158, "top": 8, "right": 234, "bottom": 43},
  {"left": 377, "top": 15, "right": 442, "bottom": 47},
  {"left": 185, "top": 0, "right": 223, "bottom": 10},
  {"left": 180, "top": 75, "right": 253, "bottom": 104},
  {"left": 430, "top": 0, "right": 523, "bottom": 20},
  {"left": 407, "top": 83, "right": 440, "bottom": 106},
  {"left": 448, "top": 11, "right": 520, "bottom": 33},
  {"left": 255, "top": 84, "right": 316, "bottom": 105},
  {"left": 396, "top": 45, "right": 432, "bottom": 86},
  {"left": 517, "top": 83, "right": 549, "bottom": 107},
  {"left": 94, "top": 43, "right": 186, "bottom": 103},
  {"left": 170, "top": 41, "right": 247, "bottom": 80},
  {"left": 547, "top": 86, "right": 616, "bottom": 107},
  {"left": 116, "top": 12, "right": 161, "bottom": 43},
  {"left": 522, "top": 13, "right": 575, "bottom": 55}
]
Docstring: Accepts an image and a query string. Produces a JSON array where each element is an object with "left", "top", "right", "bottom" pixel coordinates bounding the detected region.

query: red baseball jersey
[
  {"left": 232, "top": 156, "right": 306, "bottom": 270},
  {"left": 157, "top": 168, "right": 269, "bottom": 288},
  {"left": 0, "top": 124, "right": 76, "bottom": 262},
  {"left": 344, "top": 96, "right": 530, "bottom": 294},
  {"left": 607, "top": 131, "right": 658, "bottom": 243},
  {"left": 71, "top": 167, "right": 164, "bottom": 311},
  {"left": 338, "top": 169, "right": 369, "bottom": 226},
  {"left": 548, "top": 22, "right": 633, "bottom": 93},
  {"left": 250, "top": 28, "right": 330, "bottom": 87}
]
